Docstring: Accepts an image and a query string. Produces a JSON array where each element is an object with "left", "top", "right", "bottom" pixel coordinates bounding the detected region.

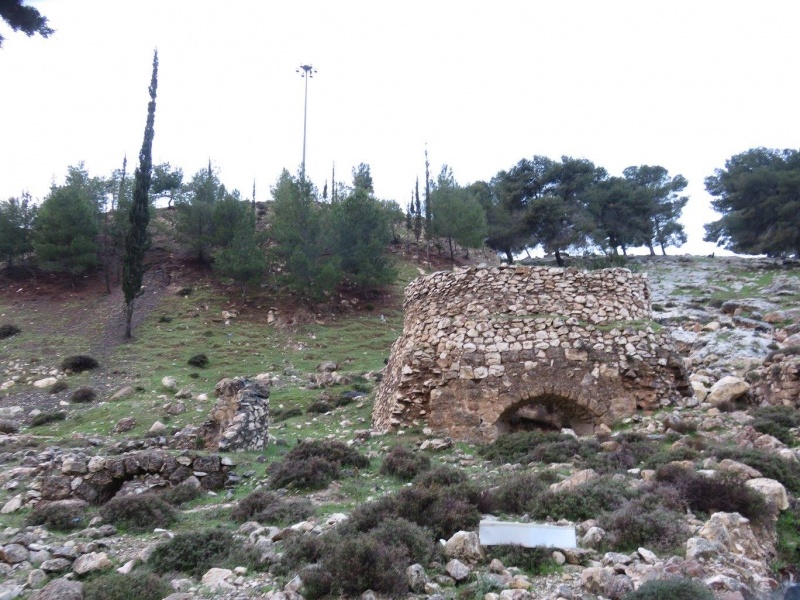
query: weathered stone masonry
[{"left": 373, "top": 265, "right": 692, "bottom": 442}]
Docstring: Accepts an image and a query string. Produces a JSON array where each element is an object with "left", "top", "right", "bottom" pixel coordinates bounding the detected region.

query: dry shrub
[
  {"left": 380, "top": 445, "right": 431, "bottom": 481},
  {"left": 0, "top": 324, "right": 20, "bottom": 339},
  {"left": 70, "top": 386, "right": 97, "bottom": 403},
  {"left": 148, "top": 529, "right": 259, "bottom": 578},
  {"left": 60, "top": 354, "right": 99, "bottom": 373},
  {"left": 27, "top": 500, "right": 87, "bottom": 531},
  {"left": 100, "top": 494, "right": 177, "bottom": 533},
  {"left": 187, "top": 353, "right": 208, "bottom": 368}
]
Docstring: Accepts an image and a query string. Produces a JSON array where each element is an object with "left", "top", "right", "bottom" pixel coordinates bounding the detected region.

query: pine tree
[
  {"left": 0, "top": 192, "right": 36, "bottom": 268},
  {"left": 123, "top": 50, "right": 158, "bottom": 339}
]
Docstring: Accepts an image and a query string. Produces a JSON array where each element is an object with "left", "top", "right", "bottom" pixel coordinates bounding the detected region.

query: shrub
[
  {"left": 655, "top": 464, "right": 771, "bottom": 525},
  {"left": 712, "top": 447, "right": 800, "bottom": 494},
  {"left": 187, "top": 353, "right": 208, "bottom": 368},
  {"left": 0, "top": 419, "right": 19, "bottom": 434},
  {"left": 622, "top": 578, "right": 714, "bottom": 600},
  {"left": 413, "top": 465, "right": 468, "bottom": 488},
  {"left": 370, "top": 518, "right": 436, "bottom": 564},
  {"left": 0, "top": 324, "right": 20, "bottom": 339},
  {"left": 380, "top": 445, "right": 431, "bottom": 481},
  {"left": 60, "top": 354, "right": 99, "bottom": 373},
  {"left": 776, "top": 501, "right": 800, "bottom": 578},
  {"left": 640, "top": 446, "right": 699, "bottom": 470},
  {"left": 49, "top": 380, "right": 68, "bottom": 394},
  {"left": 271, "top": 407, "right": 302, "bottom": 422},
  {"left": 275, "top": 532, "right": 328, "bottom": 576},
  {"left": 530, "top": 476, "right": 637, "bottom": 522},
  {"left": 320, "top": 533, "right": 409, "bottom": 599},
  {"left": 751, "top": 405, "right": 800, "bottom": 445},
  {"left": 284, "top": 439, "right": 369, "bottom": 469},
  {"left": 29, "top": 411, "right": 66, "bottom": 427},
  {"left": 479, "top": 431, "right": 598, "bottom": 465},
  {"left": 599, "top": 496, "right": 688, "bottom": 554},
  {"left": 158, "top": 483, "right": 202, "bottom": 506},
  {"left": 148, "top": 529, "right": 259, "bottom": 578},
  {"left": 100, "top": 494, "right": 177, "bottom": 533},
  {"left": 485, "top": 472, "right": 548, "bottom": 515},
  {"left": 305, "top": 400, "right": 333, "bottom": 414},
  {"left": 69, "top": 386, "right": 97, "bottom": 403},
  {"left": 27, "top": 501, "right": 87, "bottom": 531},
  {"left": 82, "top": 571, "right": 171, "bottom": 600},
  {"left": 394, "top": 485, "right": 481, "bottom": 540},
  {"left": 486, "top": 545, "right": 560, "bottom": 576},
  {"left": 157, "top": 315, "right": 172, "bottom": 323},
  {"left": 589, "top": 435, "right": 660, "bottom": 473},
  {"left": 232, "top": 490, "right": 314, "bottom": 526},
  {"left": 268, "top": 456, "right": 338, "bottom": 490}
]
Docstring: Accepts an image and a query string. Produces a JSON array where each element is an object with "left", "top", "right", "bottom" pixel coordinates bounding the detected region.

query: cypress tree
[
  {"left": 424, "top": 148, "right": 432, "bottom": 262},
  {"left": 413, "top": 177, "right": 422, "bottom": 244},
  {"left": 123, "top": 50, "right": 158, "bottom": 339}
]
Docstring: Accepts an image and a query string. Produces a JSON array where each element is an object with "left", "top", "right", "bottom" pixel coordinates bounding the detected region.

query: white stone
[
  {"left": 202, "top": 567, "right": 234, "bottom": 590},
  {"left": 161, "top": 376, "right": 177, "bottom": 390},
  {"left": 33, "top": 377, "right": 58, "bottom": 388},
  {"left": 745, "top": 477, "right": 790, "bottom": 510},
  {"left": 0, "top": 495, "right": 22, "bottom": 514},
  {"left": 706, "top": 376, "right": 750, "bottom": 405}
]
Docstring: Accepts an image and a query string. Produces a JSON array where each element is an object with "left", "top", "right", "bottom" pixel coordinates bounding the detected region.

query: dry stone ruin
[{"left": 373, "top": 265, "right": 692, "bottom": 442}]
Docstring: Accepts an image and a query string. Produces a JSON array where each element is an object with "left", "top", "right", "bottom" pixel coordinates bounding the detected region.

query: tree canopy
[
  {"left": 0, "top": 0, "right": 53, "bottom": 47},
  {"left": 704, "top": 147, "right": 800, "bottom": 257}
]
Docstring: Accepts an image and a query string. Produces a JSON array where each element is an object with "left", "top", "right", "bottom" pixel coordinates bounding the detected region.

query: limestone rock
[
  {"left": 445, "top": 558, "right": 471, "bottom": 582},
  {"left": 407, "top": 563, "right": 428, "bottom": 593},
  {"left": 30, "top": 578, "right": 83, "bottom": 600},
  {"left": 550, "top": 469, "right": 598, "bottom": 493},
  {"left": 0, "top": 543, "right": 29, "bottom": 564},
  {"left": 110, "top": 386, "right": 134, "bottom": 401},
  {"left": 443, "top": 531, "right": 483, "bottom": 563},
  {"left": 201, "top": 567, "right": 234, "bottom": 590},
  {"left": 33, "top": 377, "right": 58, "bottom": 388},
  {"left": 707, "top": 376, "right": 750, "bottom": 405},
  {"left": 161, "top": 376, "right": 177, "bottom": 390},
  {"left": 72, "top": 551, "right": 112, "bottom": 575},
  {"left": 1, "top": 495, "right": 23, "bottom": 514},
  {"left": 745, "top": 477, "right": 789, "bottom": 510}
]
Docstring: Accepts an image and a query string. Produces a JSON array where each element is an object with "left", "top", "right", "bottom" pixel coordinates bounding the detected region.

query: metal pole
[{"left": 296, "top": 64, "right": 316, "bottom": 181}]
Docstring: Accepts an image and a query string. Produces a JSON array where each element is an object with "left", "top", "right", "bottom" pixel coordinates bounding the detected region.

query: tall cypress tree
[
  {"left": 424, "top": 148, "right": 432, "bottom": 262},
  {"left": 123, "top": 50, "right": 158, "bottom": 339}
]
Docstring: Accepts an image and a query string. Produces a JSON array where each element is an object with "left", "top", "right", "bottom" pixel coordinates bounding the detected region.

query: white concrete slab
[{"left": 478, "top": 520, "right": 577, "bottom": 549}]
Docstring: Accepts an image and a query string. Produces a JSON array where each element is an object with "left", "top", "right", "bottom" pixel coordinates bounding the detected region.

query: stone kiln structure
[{"left": 373, "top": 265, "right": 691, "bottom": 442}]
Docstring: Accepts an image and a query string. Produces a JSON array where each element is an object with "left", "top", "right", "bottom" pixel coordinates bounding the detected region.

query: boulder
[
  {"left": 201, "top": 567, "right": 234, "bottom": 590},
  {"left": 707, "top": 376, "right": 750, "bottom": 405},
  {"left": 443, "top": 531, "right": 483, "bottom": 563},
  {"left": 745, "top": 477, "right": 790, "bottom": 510},
  {"left": 72, "top": 552, "right": 112, "bottom": 575},
  {"left": 33, "top": 377, "right": 58, "bottom": 388},
  {"left": 406, "top": 563, "right": 428, "bottom": 593},
  {"left": 550, "top": 469, "right": 598, "bottom": 493},
  {"left": 30, "top": 579, "right": 83, "bottom": 600},
  {"left": 445, "top": 558, "right": 471, "bottom": 582}
]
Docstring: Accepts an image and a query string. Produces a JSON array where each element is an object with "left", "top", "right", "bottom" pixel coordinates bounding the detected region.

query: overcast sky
[{"left": 2, "top": 1, "right": 799, "bottom": 255}]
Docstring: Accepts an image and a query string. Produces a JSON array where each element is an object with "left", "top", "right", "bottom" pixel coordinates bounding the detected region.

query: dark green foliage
[
  {"left": 158, "top": 483, "right": 202, "bottom": 506},
  {"left": 60, "top": 354, "right": 99, "bottom": 373},
  {"left": 0, "top": 1, "right": 53, "bottom": 46},
  {"left": 33, "top": 165, "right": 101, "bottom": 277},
  {"left": 704, "top": 147, "right": 800, "bottom": 257},
  {"left": 305, "top": 400, "right": 333, "bottom": 414},
  {"left": 268, "top": 456, "right": 338, "bottom": 490},
  {"left": 176, "top": 164, "right": 225, "bottom": 263},
  {"left": 640, "top": 446, "right": 699, "bottom": 470},
  {"left": 428, "top": 165, "right": 487, "bottom": 261},
  {"left": 776, "top": 501, "right": 800, "bottom": 578},
  {"left": 393, "top": 485, "right": 481, "bottom": 540},
  {"left": 148, "top": 529, "right": 259, "bottom": 578},
  {"left": 232, "top": 490, "right": 315, "bottom": 526},
  {"left": 187, "top": 353, "right": 208, "bottom": 368},
  {"left": 0, "top": 324, "right": 20, "bottom": 339},
  {"left": 283, "top": 439, "right": 370, "bottom": 469},
  {"left": 0, "top": 419, "right": 19, "bottom": 434},
  {"left": 655, "top": 464, "right": 771, "bottom": 524},
  {"left": 530, "top": 475, "right": 636, "bottom": 522},
  {"left": 123, "top": 50, "right": 157, "bottom": 338},
  {"left": 212, "top": 192, "right": 266, "bottom": 297},
  {"left": 271, "top": 407, "right": 302, "bottom": 422},
  {"left": 30, "top": 411, "right": 66, "bottom": 426},
  {"left": 369, "top": 518, "right": 436, "bottom": 565},
  {"left": 486, "top": 545, "right": 560, "bottom": 576},
  {"left": 712, "top": 447, "right": 800, "bottom": 494},
  {"left": 49, "top": 380, "right": 68, "bottom": 394},
  {"left": 69, "top": 386, "right": 96, "bottom": 403},
  {"left": 598, "top": 487, "right": 689, "bottom": 553},
  {"left": 100, "top": 494, "right": 177, "bottom": 533},
  {"left": 588, "top": 434, "right": 659, "bottom": 474},
  {"left": 484, "top": 472, "right": 549, "bottom": 515},
  {"left": 27, "top": 501, "right": 87, "bottom": 531},
  {"left": 157, "top": 315, "right": 172, "bottom": 323},
  {"left": 82, "top": 571, "right": 171, "bottom": 600},
  {"left": 622, "top": 578, "right": 714, "bottom": 600},
  {"left": 413, "top": 465, "right": 468, "bottom": 488},
  {"left": 380, "top": 445, "right": 431, "bottom": 481},
  {"left": 750, "top": 405, "right": 800, "bottom": 446},
  {"left": 479, "top": 431, "right": 598, "bottom": 465}
]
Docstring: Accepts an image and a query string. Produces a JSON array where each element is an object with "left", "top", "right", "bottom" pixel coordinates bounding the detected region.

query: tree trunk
[
  {"left": 554, "top": 248, "right": 564, "bottom": 267},
  {"left": 448, "top": 237, "right": 454, "bottom": 262},
  {"left": 125, "top": 300, "right": 134, "bottom": 339},
  {"left": 621, "top": 245, "right": 628, "bottom": 257},
  {"left": 660, "top": 242, "right": 667, "bottom": 256},
  {"left": 504, "top": 249, "right": 514, "bottom": 264},
  {"left": 648, "top": 242, "right": 656, "bottom": 256}
]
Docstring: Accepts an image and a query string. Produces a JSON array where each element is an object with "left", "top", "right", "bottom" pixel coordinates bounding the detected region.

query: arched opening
[{"left": 496, "top": 394, "right": 597, "bottom": 437}]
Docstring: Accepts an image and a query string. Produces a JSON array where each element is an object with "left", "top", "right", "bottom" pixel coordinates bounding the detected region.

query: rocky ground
[{"left": 0, "top": 255, "right": 799, "bottom": 600}]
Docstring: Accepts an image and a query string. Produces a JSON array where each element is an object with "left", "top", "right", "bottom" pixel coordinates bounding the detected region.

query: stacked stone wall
[{"left": 373, "top": 265, "right": 692, "bottom": 442}]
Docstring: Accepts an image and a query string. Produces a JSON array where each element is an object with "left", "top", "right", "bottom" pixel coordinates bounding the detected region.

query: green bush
[
  {"left": 370, "top": 518, "right": 436, "bottom": 565},
  {"left": 776, "top": 501, "right": 800, "bottom": 578},
  {"left": 49, "top": 380, "right": 68, "bottom": 394},
  {"left": 750, "top": 405, "right": 800, "bottom": 446},
  {"left": 232, "top": 490, "right": 315, "bottom": 526},
  {"left": 187, "top": 353, "right": 208, "bottom": 367},
  {"left": 486, "top": 545, "right": 560, "bottom": 576},
  {"left": 530, "top": 476, "right": 636, "bottom": 522},
  {"left": 268, "top": 456, "right": 338, "bottom": 490},
  {"left": 27, "top": 501, "right": 87, "bottom": 531},
  {"left": 283, "top": 439, "right": 369, "bottom": 469},
  {"left": 479, "top": 431, "right": 598, "bottom": 465},
  {"left": 271, "top": 407, "right": 302, "bottom": 422},
  {"left": 100, "top": 494, "right": 177, "bottom": 533},
  {"left": 158, "top": 483, "right": 202, "bottom": 506},
  {"left": 484, "top": 472, "right": 548, "bottom": 515},
  {"left": 380, "top": 445, "right": 431, "bottom": 481},
  {"left": 655, "top": 464, "right": 771, "bottom": 525},
  {"left": 82, "top": 571, "right": 171, "bottom": 600},
  {"left": 393, "top": 485, "right": 481, "bottom": 540},
  {"left": 640, "top": 446, "right": 699, "bottom": 470},
  {"left": 622, "top": 578, "right": 714, "bottom": 600},
  {"left": 60, "top": 354, "right": 99, "bottom": 372},
  {"left": 413, "top": 465, "right": 468, "bottom": 488},
  {"left": 712, "top": 447, "right": 800, "bottom": 494},
  {"left": 148, "top": 529, "right": 258, "bottom": 578},
  {"left": 306, "top": 400, "right": 333, "bottom": 414},
  {"left": 29, "top": 411, "right": 66, "bottom": 427},
  {"left": 599, "top": 494, "right": 688, "bottom": 553},
  {"left": 70, "top": 386, "right": 97, "bottom": 403},
  {"left": 0, "top": 324, "right": 20, "bottom": 339}
]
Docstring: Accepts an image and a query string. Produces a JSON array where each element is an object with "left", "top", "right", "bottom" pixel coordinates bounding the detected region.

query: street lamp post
[{"left": 296, "top": 64, "right": 316, "bottom": 181}]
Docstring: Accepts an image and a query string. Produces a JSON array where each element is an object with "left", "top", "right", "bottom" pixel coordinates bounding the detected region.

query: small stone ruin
[
  {"left": 373, "top": 265, "right": 692, "bottom": 442},
  {"left": 200, "top": 376, "right": 271, "bottom": 451}
]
